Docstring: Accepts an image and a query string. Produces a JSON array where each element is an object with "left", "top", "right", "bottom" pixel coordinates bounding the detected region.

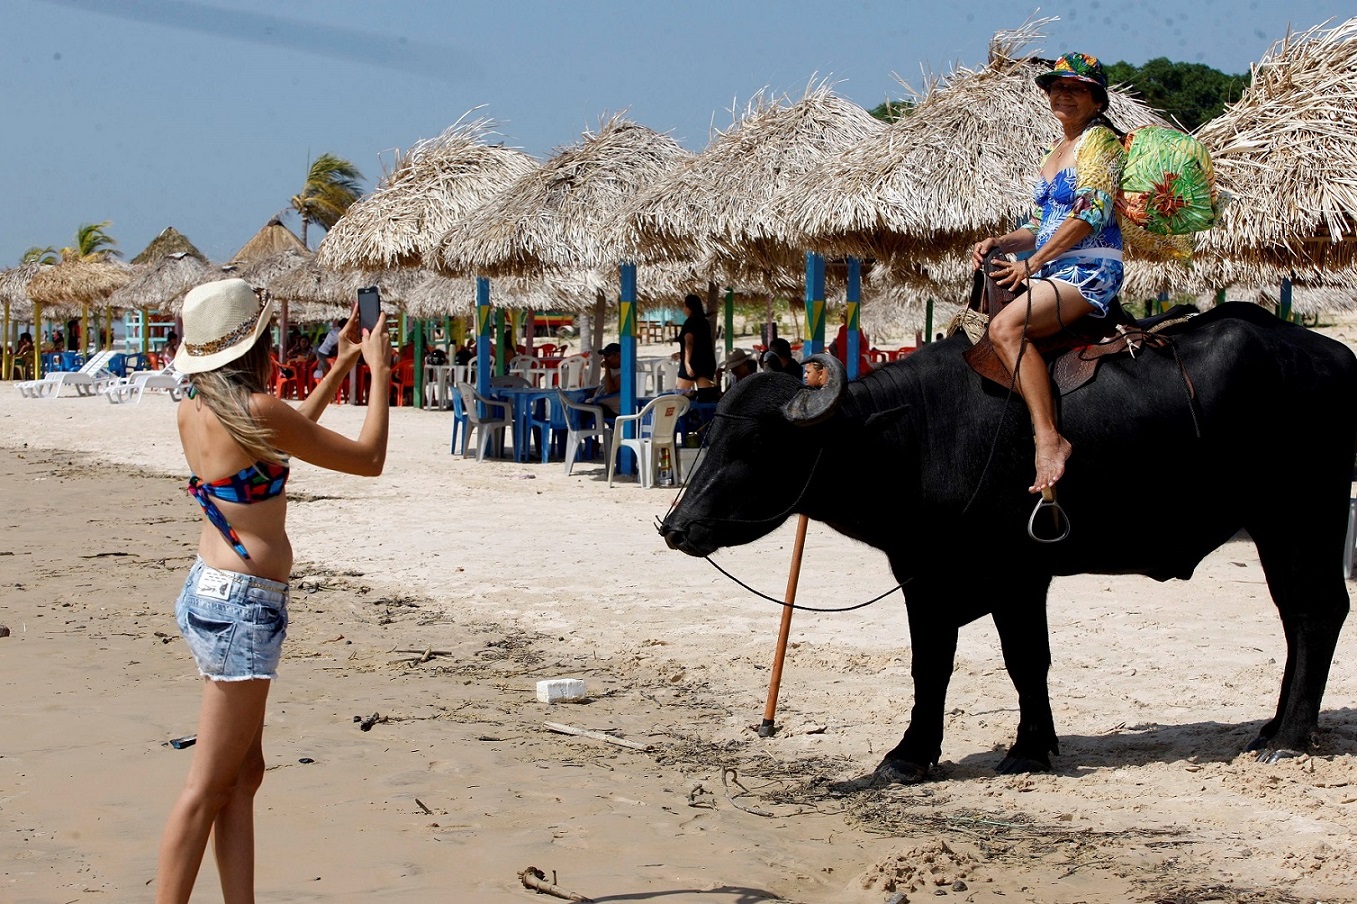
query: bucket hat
[
  {"left": 174, "top": 278, "right": 274, "bottom": 374},
  {"left": 723, "top": 347, "right": 754, "bottom": 369},
  {"left": 1035, "top": 52, "right": 1108, "bottom": 101}
]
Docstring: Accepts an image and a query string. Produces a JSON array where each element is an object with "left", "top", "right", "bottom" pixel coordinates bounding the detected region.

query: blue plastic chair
[
  {"left": 448, "top": 384, "right": 470, "bottom": 455},
  {"left": 528, "top": 393, "right": 570, "bottom": 463}
]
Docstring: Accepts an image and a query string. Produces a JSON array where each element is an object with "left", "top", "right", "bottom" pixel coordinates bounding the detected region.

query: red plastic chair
[
  {"left": 390, "top": 359, "right": 415, "bottom": 407},
  {"left": 271, "top": 356, "right": 302, "bottom": 400}
]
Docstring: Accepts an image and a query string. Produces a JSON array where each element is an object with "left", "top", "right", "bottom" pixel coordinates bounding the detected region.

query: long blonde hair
[{"left": 186, "top": 333, "right": 285, "bottom": 465}]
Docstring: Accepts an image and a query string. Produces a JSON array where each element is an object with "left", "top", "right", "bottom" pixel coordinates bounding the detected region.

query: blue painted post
[
  {"left": 1278, "top": 277, "right": 1293, "bottom": 322},
  {"left": 845, "top": 257, "right": 862, "bottom": 379},
  {"left": 476, "top": 277, "right": 491, "bottom": 399},
  {"left": 803, "top": 252, "right": 826, "bottom": 356},
  {"left": 619, "top": 262, "right": 638, "bottom": 473}
]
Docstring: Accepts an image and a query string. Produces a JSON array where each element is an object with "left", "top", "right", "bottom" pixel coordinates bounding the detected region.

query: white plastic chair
[
  {"left": 652, "top": 359, "right": 681, "bottom": 394},
  {"left": 607, "top": 394, "right": 690, "bottom": 488},
  {"left": 558, "top": 390, "right": 612, "bottom": 476},
  {"left": 456, "top": 383, "right": 511, "bottom": 461},
  {"left": 556, "top": 354, "right": 589, "bottom": 390}
]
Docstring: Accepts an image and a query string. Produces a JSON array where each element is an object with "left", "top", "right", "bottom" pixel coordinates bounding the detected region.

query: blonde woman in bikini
[
  {"left": 972, "top": 52, "right": 1127, "bottom": 494},
  {"left": 155, "top": 279, "right": 390, "bottom": 903}
]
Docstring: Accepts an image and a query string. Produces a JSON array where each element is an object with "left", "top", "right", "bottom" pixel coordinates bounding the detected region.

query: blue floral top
[{"left": 1021, "top": 125, "right": 1124, "bottom": 256}]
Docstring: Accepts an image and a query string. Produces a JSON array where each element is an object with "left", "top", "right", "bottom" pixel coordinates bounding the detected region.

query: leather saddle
[{"left": 958, "top": 249, "right": 1193, "bottom": 396}]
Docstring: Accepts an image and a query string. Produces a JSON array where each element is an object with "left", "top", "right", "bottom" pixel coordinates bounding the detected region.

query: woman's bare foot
[{"left": 1030, "top": 434, "right": 1072, "bottom": 494}]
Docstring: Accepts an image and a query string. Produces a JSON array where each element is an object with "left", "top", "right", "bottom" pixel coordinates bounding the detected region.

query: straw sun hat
[{"left": 174, "top": 278, "right": 274, "bottom": 374}]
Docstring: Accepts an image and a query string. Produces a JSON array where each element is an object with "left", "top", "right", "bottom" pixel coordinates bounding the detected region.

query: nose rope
[{"left": 657, "top": 444, "right": 910, "bottom": 613}]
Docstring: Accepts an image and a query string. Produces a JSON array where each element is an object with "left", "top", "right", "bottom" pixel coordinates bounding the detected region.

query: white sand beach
[{"left": 2, "top": 335, "right": 1356, "bottom": 903}]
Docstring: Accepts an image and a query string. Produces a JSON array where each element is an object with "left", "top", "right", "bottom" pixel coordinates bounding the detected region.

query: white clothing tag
[{"left": 196, "top": 567, "right": 235, "bottom": 601}]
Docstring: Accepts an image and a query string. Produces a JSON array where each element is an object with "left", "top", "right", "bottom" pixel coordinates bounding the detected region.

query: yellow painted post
[
  {"left": 34, "top": 302, "right": 44, "bottom": 378},
  {"left": 2, "top": 300, "right": 10, "bottom": 379}
]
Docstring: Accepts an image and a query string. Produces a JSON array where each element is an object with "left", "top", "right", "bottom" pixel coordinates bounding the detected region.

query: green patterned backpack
[{"left": 1116, "top": 125, "right": 1222, "bottom": 236}]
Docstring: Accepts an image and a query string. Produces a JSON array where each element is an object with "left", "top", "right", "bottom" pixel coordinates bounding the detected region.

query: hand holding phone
[{"left": 357, "top": 286, "right": 381, "bottom": 333}]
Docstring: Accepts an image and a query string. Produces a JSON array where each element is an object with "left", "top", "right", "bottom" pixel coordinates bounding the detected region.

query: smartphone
[{"left": 357, "top": 286, "right": 381, "bottom": 333}]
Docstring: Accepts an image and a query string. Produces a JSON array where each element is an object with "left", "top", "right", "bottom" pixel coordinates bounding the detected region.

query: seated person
[
  {"left": 588, "top": 342, "right": 623, "bottom": 416},
  {"left": 313, "top": 319, "right": 345, "bottom": 379},
  {"left": 760, "top": 337, "right": 803, "bottom": 381},
  {"left": 164, "top": 330, "right": 181, "bottom": 359},
  {"left": 12, "top": 332, "right": 35, "bottom": 380},
  {"left": 454, "top": 342, "right": 474, "bottom": 366},
  {"left": 721, "top": 347, "right": 757, "bottom": 384}
]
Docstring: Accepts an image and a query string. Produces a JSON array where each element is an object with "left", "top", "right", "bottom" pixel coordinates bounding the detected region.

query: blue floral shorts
[
  {"left": 175, "top": 558, "right": 289, "bottom": 681},
  {"left": 1035, "top": 255, "right": 1124, "bottom": 318}
]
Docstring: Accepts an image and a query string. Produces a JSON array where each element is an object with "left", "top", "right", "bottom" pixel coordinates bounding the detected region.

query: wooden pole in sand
[{"left": 758, "top": 513, "right": 809, "bottom": 737}]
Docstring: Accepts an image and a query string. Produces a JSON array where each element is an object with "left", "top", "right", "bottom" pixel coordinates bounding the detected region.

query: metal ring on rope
[{"left": 1027, "top": 487, "right": 1071, "bottom": 543}]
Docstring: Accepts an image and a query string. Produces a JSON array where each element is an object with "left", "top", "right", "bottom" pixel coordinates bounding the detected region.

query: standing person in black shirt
[{"left": 673, "top": 293, "right": 716, "bottom": 393}]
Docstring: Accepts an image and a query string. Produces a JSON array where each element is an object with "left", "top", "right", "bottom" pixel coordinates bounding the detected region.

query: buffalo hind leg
[
  {"left": 875, "top": 587, "right": 962, "bottom": 784},
  {"left": 992, "top": 579, "right": 1059, "bottom": 773},
  {"left": 1248, "top": 515, "right": 1350, "bottom": 760}
]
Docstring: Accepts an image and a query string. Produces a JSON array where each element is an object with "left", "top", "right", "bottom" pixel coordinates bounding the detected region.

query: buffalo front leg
[
  {"left": 875, "top": 591, "right": 962, "bottom": 784},
  {"left": 992, "top": 578, "right": 1059, "bottom": 773}
]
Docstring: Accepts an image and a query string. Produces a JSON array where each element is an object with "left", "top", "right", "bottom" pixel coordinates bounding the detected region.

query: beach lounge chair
[
  {"left": 101, "top": 365, "right": 189, "bottom": 404},
  {"left": 16, "top": 349, "right": 119, "bottom": 399}
]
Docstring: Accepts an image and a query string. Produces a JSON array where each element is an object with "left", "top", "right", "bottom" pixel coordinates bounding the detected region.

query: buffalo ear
[{"left": 782, "top": 354, "right": 846, "bottom": 427}]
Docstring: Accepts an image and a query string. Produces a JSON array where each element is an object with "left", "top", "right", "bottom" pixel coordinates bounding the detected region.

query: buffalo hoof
[
  {"left": 996, "top": 752, "right": 1052, "bottom": 775},
  {"left": 874, "top": 758, "right": 932, "bottom": 785},
  {"left": 1255, "top": 747, "right": 1304, "bottom": 765}
]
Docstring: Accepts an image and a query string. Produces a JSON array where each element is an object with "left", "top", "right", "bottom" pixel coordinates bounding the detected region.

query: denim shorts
[{"left": 175, "top": 557, "right": 289, "bottom": 681}]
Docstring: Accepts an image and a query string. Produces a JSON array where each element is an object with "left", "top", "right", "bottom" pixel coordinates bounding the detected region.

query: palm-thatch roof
[
  {"left": 438, "top": 115, "right": 693, "bottom": 284},
  {"left": 774, "top": 20, "right": 1175, "bottom": 274},
  {"left": 131, "top": 226, "right": 208, "bottom": 265},
  {"left": 27, "top": 259, "right": 134, "bottom": 311},
  {"left": 228, "top": 218, "right": 308, "bottom": 266},
  {"left": 0, "top": 262, "right": 46, "bottom": 316},
  {"left": 224, "top": 248, "right": 314, "bottom": 289},
  {"left": 107, "top": 253, "right": 215, "bottom": 312},
  {"left": 317, "top": 117, "right": 538, "bottom": 272},
  {"left": 1196, "top": 17, "right": 1357, "bottom": 270},
  {"left": 624, "top": 82, "right": 885, "bottom": 287}
]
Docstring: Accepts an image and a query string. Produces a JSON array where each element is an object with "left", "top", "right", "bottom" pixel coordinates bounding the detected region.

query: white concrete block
[{"left": 536, "top": 678, "right": 587, "bottom": 704}]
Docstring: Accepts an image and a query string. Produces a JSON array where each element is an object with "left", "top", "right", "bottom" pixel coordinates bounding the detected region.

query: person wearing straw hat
[
  {"left": 972, "top": 51, "right": 1126, "bottom": 495},
  {"left": 721, "top": 346, "right": 758, "bottom": 385},
  {"left": 155, "top": 278, "right": 390, "bottom": 904}
]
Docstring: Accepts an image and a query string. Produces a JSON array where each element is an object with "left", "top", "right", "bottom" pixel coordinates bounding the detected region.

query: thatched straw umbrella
[
  {"left": 0, "top": 262, "right": 45, "bottom": 377},
  {"left": 228, "top": 218, "right": 308, "bottom": 266},
  {"left": 439, "top": 115, "right": 692, "bottom": 280},
  {"left": 437, "top": 115, "right": 697, "bottom": 386},
  {"left": 776, "top": 20, "right": 1177, "bottom": 284},
  {"left": 107, "top": 253, "right": 215, "bottom": 313},
  {"left": 1196, "top": 18, "right": 1357, "bottom": 278},
  {"left": 318, "top": 117, "right": 538, "bottom": 272},
  {"left": 28, "top": 259, "right": 133, "bottom": 311},
  {"left": 132, "top": 226, "right": 208, "bottom": 265},
  {"left": 624, "top": 82, "right": 886, "bottom": 288},
  {"left": 227, "top": 247, "right": 312, "bottom": 289}
]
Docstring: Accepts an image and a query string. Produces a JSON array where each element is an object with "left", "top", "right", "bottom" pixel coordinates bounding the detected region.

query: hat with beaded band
[{"left": 174, "top": 278, "right": 274, "bottom": 374}]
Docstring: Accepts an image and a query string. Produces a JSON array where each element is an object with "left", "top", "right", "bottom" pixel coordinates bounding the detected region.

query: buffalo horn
[{"left": 782, "top": 354, "right": 847, "bottom": 426}]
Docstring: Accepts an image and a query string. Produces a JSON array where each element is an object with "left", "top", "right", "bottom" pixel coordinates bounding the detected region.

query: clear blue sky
[{"left": 3, "top": 0, "right": 1349, "bottom": 267}]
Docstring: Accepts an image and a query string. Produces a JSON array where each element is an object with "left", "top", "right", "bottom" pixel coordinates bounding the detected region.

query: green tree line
[{"left": 869, "top": 58, "right": 1250, "bottom": 132}]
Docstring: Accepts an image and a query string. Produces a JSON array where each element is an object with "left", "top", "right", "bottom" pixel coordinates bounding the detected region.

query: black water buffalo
[{"left": 661, "top": 303, "right": 1355, "bottom": 783}]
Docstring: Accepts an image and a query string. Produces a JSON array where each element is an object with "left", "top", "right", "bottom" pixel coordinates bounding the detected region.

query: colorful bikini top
[{"left": 186, "top": 460, "right": 289, "bottom": 560}]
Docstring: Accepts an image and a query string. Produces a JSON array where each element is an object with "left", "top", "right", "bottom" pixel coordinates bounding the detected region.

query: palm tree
[
  {"left": 21, "top": 246, "right": 59, "bottom": 265},
  {"left": 289, "top": 153, "right": 364, "bottom": 248},
  {"left": 60, "top": 221, "right": 121, "bottom": 262}
]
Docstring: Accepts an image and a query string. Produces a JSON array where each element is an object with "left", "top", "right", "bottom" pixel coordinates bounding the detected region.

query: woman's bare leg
[
  {"left": 155, "top": 678, "right": 271, "bottom": 904},
  {"left": 987, "top": 280, "right": 1095, "bottom": 493}
]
